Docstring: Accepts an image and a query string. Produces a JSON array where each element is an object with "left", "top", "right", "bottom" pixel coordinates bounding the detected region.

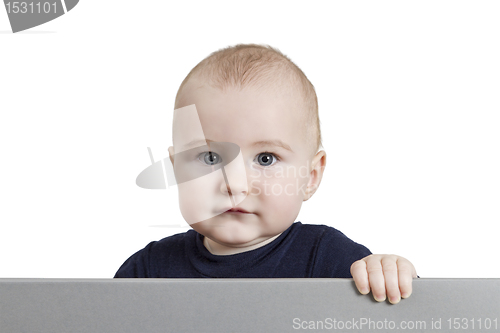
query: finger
[
  {"left": 350, "top": 259, "right": 370, "bottom": 294},
  {"left": 382, "top": 256, "right": 401, "bottom": 304},
  {"left": 397, "top": 258, "right": 415, "bottom": 298},
  {"left": 366, "top": 257, "right": 386, "bottom": 302}
]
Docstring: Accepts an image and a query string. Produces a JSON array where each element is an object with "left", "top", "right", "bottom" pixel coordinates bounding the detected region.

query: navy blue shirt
[{"left": 114, "top": 222, "right": 371, "bottom": 278}]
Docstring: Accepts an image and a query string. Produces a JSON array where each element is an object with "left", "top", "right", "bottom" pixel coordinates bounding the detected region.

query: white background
[{"left": 0, "top": 1, "right": 498, "bottom": 278}]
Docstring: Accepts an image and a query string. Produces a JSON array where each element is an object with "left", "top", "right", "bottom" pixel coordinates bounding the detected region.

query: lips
[{"left": 225, "top": 207, "right": 251, "bottom": 214}]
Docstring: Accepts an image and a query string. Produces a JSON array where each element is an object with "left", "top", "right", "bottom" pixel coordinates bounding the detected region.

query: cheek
[
  {"left": 266, "top": 182, "right": 304, "bottom": 230},
  {"left": 250, "top": 172, "right": 307, "bottom": 216},
  {"left": 177, "top": 171, "right": 232, "bottom": 225}
]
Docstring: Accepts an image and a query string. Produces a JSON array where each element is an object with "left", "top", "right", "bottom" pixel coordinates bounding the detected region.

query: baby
[{"left": 115, "top": 43, "right": 417, "bottom": 304}]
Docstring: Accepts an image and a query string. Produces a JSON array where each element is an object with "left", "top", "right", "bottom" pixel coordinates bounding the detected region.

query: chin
[
  {"left": 213, "top": 230, "right": 258, "bottom": 246},
  {"left": 213, "top": 225, "right": 264, "bottom": 246}
]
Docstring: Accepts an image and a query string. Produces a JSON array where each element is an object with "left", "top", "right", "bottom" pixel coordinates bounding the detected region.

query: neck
[{"left": 203, "top": 234, "right": 282, "bottom": 256}]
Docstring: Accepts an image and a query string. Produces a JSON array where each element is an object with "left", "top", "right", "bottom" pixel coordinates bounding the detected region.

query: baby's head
[{"left": 168, "top": 44, "right": 327, "bottom": 255}]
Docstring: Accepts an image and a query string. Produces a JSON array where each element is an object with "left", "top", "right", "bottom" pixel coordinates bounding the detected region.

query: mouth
[{"left": 224, "top": 207, "right": 252, "bottom": 214}]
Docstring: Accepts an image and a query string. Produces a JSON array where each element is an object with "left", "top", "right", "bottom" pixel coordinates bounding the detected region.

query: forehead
[{"left": 175, "top": 78, "right": 308, "bottom": 153}]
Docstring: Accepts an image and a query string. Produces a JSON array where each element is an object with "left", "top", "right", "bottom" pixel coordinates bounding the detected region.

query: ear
[
  {"left": 168, "top": 146, "right": 175, "bottom": 166},
  {"left": 303, "top": 150, "right": 327, "bottom": 201}
]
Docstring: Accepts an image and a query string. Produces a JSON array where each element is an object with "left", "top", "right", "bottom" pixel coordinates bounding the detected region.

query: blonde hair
[{"left": 175, "top": 43, "right": 322, "bottom": 153}]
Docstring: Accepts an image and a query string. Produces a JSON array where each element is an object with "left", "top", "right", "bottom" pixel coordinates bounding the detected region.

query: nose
[
  {"left": 217, "top": 146, "right": 249, "bottom": 206},
  {"left": 220, "top": 168, "right": 248, "bottom": 197}
]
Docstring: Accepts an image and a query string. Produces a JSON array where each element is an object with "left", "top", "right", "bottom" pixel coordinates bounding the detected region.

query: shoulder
[
  {"left": 149, "top": 230, "right": 193, "bottom": 253},
  {"left": 113, "top": 230, "right": 195, "bottom": 278},
  {"left": 289, "top": 222, "right": 370, "bottom": 258},
  {"left": 308, "top": 223, "right": 369, "bottom": 250},
  {"left": 294, "top": 222, "right": 361, "bottom": 244},
  {"left": 296, "top": 222, "right": 372, "bottom": 277}
]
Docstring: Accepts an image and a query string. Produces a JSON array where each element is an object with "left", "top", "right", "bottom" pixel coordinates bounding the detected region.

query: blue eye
[
  {"left": 256, "top": 152, "right": 278, "bottom": 166},
  {"left": 199, "top": 151, "right": 222, "bottom": 165}
]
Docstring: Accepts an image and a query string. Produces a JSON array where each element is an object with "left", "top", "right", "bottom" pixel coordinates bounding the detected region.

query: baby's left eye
[{"left": 255, "top": 152, "right": 278, "bottom": 166}]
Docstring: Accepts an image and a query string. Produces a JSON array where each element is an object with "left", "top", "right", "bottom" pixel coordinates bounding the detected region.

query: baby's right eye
[{"left": 198, "top": 151, "right": 222, "bottom": 166}]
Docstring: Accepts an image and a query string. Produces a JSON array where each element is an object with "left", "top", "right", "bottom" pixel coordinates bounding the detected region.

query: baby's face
[{"left": 170, "top": 77, "right": 324, "bottom": 253}]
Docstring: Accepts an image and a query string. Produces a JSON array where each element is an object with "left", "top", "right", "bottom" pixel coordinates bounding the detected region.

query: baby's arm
[{"left": 350, "top": 254, "right": 417, "bottom": 304}]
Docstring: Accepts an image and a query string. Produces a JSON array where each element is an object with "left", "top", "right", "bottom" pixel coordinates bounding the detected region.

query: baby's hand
[{"left": 350, "top": 254, "right": 417, "bottom": 304}]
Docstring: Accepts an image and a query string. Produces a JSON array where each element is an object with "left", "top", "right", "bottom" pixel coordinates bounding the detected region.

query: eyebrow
[
  {"left": 182, "top": 139, "right": 213, "bottom": 148},
  {"left": 252, "top": 140, "right": 293, "bottom": 152},
  {"left": 182, "top": 139, "right": 293, "bottom": 152}
]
